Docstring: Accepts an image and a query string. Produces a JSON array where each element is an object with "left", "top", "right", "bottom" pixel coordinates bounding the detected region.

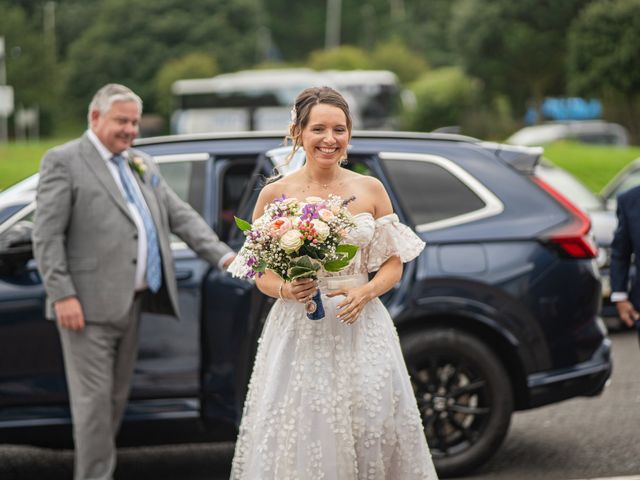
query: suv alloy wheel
[{"left": 402, "top": 328, "right": 514, "bottom": 477}]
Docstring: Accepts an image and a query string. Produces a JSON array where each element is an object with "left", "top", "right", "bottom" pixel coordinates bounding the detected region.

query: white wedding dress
[{"left": 228, "top": 212, "right": 438, "bottom": 479}]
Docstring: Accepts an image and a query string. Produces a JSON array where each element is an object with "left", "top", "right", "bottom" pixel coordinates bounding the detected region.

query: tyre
[{"left": 402, "top": 328, "right": 514, "bottom": 477}]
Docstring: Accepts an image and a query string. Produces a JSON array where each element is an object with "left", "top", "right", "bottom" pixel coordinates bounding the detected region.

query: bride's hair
[{"left": 267, "top": 86, "right": 352, "bottom": 184}]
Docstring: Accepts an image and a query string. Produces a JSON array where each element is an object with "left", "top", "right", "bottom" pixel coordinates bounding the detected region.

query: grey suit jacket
[{"left": 33, "top": 133, "right": 233, "bottom": 323}]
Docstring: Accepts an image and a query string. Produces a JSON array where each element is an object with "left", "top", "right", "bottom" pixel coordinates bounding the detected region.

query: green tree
[
  {"left": 263, "top": 0, "right": 447, "bottom": 66},
  {"left": 402, "top": 0, "right": 459, "bottom": 67},
  {"left": 403, "top": 67, "right": 481, "bottom": 133},
  {"left": 154, "top": 53, "right": 219, "bottom": 117},
  {"left": 370, "top": 38, "right": 429, "bottom": 84},
  {"left": 307, "top": 46, "right": 372, "bottom": 71},
  {"left": 63, "top": 0, "right": 259, "bottom": 119},
  {"left": 567, "top": 0, "right": 640, "bottom": 143},
  {"left": 451, "top": 0, "right": 592, "bottom": 117}
]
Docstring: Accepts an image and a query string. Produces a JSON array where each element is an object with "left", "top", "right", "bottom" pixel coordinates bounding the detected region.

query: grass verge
[
  {"left": 0, "top": 138, "right": 73, "bottom": 190},
  {"left": 543, "top": 141, "right": 640, "bottom": 193}
]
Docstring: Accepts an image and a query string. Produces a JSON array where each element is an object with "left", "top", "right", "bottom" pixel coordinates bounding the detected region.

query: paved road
[
  {"left": 465, "top": 328, "right": 640, "bottom": 480},
  {"left": 1, "top": 329, "right": 638, "bottom": 480}
]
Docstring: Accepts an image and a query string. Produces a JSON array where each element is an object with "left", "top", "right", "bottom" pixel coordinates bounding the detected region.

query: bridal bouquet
[{"left": 234, "top": 194, "right": 359, "bottom": 320}]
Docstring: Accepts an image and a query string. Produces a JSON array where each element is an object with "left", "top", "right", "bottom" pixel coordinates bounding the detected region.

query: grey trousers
[{"left": 58, "top": 295, "right": 142, "bottom": 480}]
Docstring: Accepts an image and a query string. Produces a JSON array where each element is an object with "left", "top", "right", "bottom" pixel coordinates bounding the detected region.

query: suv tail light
[{"left": 531, "top": 176, "right": 598, "bottom": 259}]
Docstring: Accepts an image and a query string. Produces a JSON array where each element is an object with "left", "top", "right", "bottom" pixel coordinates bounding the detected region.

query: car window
[
  {"left": 380, "top": 153, "right": 502, "bottom": 231},
  {"left": 218, "top": 157, "right": 260, "bottom": 241},
  {"left": 0, "top": 204, "right": 27, "bottom": 225},
  {"left": 155, "top": 154, "right": 209, "bottom": 248},
  {"left": 157, "top": 158, "right": 207, "bottom": 216}
]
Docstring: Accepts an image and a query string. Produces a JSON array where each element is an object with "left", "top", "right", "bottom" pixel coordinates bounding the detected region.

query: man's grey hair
[{"left": 87, "top": 83, "right": 143, "bottom": 124}]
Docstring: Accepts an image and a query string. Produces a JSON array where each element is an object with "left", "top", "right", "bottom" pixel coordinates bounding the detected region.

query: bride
[{"left": 228, "top": 86, "right": 438, "bottom": 479}]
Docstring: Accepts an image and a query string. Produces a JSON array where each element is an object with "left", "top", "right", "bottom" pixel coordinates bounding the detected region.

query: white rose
[
  {"left": 312, "top": 219, "right": 330, "bottom": 242},
  {"left": 318, "top": 208, "right": 335, "bottom": 222},
  {"left": 305, "top": 196, "right": 324, "bottom": 204},
  {"left": 279, "top": 229, "right": 304, "bottom": 253}
]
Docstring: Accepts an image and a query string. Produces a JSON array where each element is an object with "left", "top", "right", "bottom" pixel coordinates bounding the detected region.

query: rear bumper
[{"left": 524, "top": 337, "right": 612, "bottom": 409}]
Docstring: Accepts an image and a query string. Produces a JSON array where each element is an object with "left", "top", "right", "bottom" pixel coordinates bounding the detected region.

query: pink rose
[{"left": 268, "top": 217, "right": 292, "bottom": 237}]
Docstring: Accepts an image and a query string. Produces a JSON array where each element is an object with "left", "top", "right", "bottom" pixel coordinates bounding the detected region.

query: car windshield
[
  {"left": 610, "top": 170, "right": 640, "bottom": 200},
  {"left": 535, "top": 161, "right": 602, "bottom": 211},
  {"left": 266, "top": 146, "right": 306, "bottom": 175}
]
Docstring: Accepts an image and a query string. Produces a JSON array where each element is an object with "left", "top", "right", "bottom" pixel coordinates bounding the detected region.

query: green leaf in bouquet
[
  {"left": 287, "top": 255, "right": 321, "bottom": 280},
  {"left": 303, "top": 244, "right": 324, "bottom": 260},
  {"left": 288, "top": 266, "right": 316, "bottom": 279},
  {"left": 254, "top": 259, "right": 267, "bottom": 273},
  {"left": 234, "top": 216, "right": 252, "bottom": 232},
  {"left": 323, "top": 244, "right": 359, "bottom": 272},
  {"left": 336, "top": 243, "right": 359, "bottom": 260}
]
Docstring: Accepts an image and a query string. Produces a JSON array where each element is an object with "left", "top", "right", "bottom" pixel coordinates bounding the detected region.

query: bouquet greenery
[{"left": 234, "top": 194, "right": 359, "bottom": 319}]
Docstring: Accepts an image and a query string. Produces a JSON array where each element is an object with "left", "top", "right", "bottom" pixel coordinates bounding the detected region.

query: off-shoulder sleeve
[{"left": 366, "top": 214, "right": 425, "bottom": 272}]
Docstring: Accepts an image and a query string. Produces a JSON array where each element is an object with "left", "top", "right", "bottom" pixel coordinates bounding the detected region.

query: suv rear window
[{"left": 381, "top": 157, "right": 485, "bottom": 225}]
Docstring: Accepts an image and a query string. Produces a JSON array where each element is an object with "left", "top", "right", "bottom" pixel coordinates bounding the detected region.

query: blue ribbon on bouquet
[{"left": 305, "top": 289, "right": 325, "bottom": 320}]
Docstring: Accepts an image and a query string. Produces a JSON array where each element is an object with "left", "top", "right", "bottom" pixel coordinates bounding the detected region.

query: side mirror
[{"left": 0, "top": 221, "right": 34, "bottom": 275}]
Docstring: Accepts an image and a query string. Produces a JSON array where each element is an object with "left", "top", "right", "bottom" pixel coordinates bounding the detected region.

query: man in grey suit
[{"left": 33, "top": 83, "right": 235, "bottom": 480}]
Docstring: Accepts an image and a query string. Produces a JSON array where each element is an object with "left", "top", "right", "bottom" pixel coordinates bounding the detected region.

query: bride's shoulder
[
  {"left": 257, "top": 175, "right": 301, "bottom": 203},
  {"left": 347, "top": 171, "right": 385, "bottom": 192}
]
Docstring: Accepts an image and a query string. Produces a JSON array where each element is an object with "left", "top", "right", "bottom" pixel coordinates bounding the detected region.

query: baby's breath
[{"left": 234, "top": 194, "right": 357, "bottom": 281}]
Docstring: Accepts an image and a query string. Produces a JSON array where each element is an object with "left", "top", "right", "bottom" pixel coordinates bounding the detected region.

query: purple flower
[
  {"left": 246, "top": 255, "right": 257, "bottom": 268},
  {"left": 301, "top": 203, "right": 319, "bottom": 221}
]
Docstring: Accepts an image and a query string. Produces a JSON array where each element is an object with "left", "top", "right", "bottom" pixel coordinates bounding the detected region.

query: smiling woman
[{"left": 227, "top": 86, "right": 438, "bottom": 479}]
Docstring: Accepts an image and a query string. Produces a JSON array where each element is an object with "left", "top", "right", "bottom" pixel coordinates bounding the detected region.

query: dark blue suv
[{"left": 0, "top": 131, "right": 611, "bottom": 476}]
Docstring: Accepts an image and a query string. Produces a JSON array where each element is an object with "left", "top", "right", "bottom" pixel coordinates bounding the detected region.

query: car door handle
[{"left": 175, "top": 270, "right": 193, "bottom": 281}]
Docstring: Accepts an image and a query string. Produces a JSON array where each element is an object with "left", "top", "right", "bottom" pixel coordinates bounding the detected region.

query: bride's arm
[
  {"left": 255, "top": 270, "right": 317, "bottom": 302},
  {"left": 328, "top": 256, "right": 402, "bottom": 324},
  {"left": 328, "top": 177, "right": 402, "bottom": 324}
]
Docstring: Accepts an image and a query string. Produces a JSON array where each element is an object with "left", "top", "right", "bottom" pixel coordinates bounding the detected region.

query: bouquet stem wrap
[{"left": 305, "top": 288, "right": 325, "bottom": 320}]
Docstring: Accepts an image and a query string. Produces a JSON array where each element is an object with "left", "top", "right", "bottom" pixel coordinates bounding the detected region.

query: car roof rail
[
  {"left": 134, "top": 129, "right": 482, "bottom": 147},
  {"left": 480, "top": 142, "right": 543, "bottom": 174}
]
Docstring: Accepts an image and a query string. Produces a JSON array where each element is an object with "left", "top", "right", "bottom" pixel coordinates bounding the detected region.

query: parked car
[
  {"left": 601, "top": 157, "right": 640, "bottom": 211},
  {"left": 0, "top": 174, "right": 38, "bottom": 226},
  {"left": 534, "top": 160, "right": 618, "bottom": 322},
  {"left": 0, "top": 131, "right": 611, "bottom": 477},
  {"left": 506, "top": 120, "right": 630, "bottom": 147}
]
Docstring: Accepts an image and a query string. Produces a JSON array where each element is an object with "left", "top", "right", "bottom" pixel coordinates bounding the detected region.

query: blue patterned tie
[{"left": 111, "top": 154, "right": 162, "bottom": 293}]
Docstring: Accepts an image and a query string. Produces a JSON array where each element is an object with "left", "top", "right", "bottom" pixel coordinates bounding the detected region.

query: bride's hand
[
  {"left": 289, "top": 278, "right": 318, "bottom": 303},
  {"left": 328, "top": 283, "right": 376, "bottom": 325}
]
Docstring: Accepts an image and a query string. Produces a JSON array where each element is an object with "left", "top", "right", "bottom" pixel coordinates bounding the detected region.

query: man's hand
[
  {"left": 54, "top": 297, "right": 85, "bottom": 331},
  {"left": 222, "top": 253, "right": 237, "bottom": 270},
  {"left": 616, "top": 300, "right": 639, "bottom": 328}
]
